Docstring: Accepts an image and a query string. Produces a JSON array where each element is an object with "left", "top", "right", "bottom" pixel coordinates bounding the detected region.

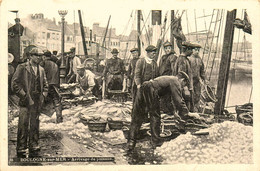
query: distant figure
[
  {"left": 127, "top": 48, "right": 139, "bottom": 94},
  {"left": 11, "top": 47, "right": 48, "bottom": 154},
  {"left": 40, "top": 50, "right": 63, "bottom": 123},
  {"left": 188, "top": 43, "right": 205, "bottom": 112},
  {"left": 51, "top": 50, "right": 60, "bottom": 66},
  {"left": 102, "top": 48, "right": 126, "bottom": 91},
  {"left": 67, "top": 47, "right": 81, "bottom": 83}
]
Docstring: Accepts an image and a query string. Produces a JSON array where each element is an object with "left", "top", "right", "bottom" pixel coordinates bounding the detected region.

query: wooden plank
[{"left": 214, "top": 10, "right": 237, "bottom": 116}]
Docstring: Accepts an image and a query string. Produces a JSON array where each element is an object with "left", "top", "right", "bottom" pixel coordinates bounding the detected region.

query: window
[
  {"left": 42, "top": 32, "right": 45, "bottom": 39},
  {"left": 52, "top": 33, "right": 55, "bottom": 39},
  {"left": 47, "top": 33, "right": 50, "bottom": 39}
]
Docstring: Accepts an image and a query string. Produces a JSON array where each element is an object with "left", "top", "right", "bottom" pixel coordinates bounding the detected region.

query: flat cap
[
  {"left": 193, "top": 43, "right": 202, "bottom": 48},
  {"left": 29, "top": 47, "right": 44, "bottom": 56},
  {"left": 163, "top": 41, "right": 172, "bottom": 47},
  {"left": 145, "top": 45, "right": 157, "bottom": 52},
  {"left": 111, "top": 48, "right": 119, "bottom": 54},
  {"left": 182, "top": 41, "right": 197, "bottom": 48},
  {"left": 43, "top": 50, "right": 52, "bottom": 57},
  {"left": 130, "top": 48, "right": 138, "bottom": 52}
]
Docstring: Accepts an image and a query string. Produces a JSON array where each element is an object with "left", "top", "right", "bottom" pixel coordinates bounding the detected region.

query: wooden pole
[
  {"left": 170, "top": 10, "right": 175, "bottom": 50},
  {"left": 78, "top": 10, "right": 88, "bottom": 56},
  {"left": 214, "top": 9, "right": 237, "bottom": 116},
  {"left": 137, "top": 10, "right": 141, "bottom": 56},
  {"left": 101, "top": 15, "right": 111, "bottom": 49}
]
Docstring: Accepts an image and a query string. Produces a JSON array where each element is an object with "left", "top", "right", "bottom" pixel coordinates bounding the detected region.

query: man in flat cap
[
  {"left": 102, "top": 48, "right": 126, "bottom": 92},
  {"left": 127, "top": 48, "right": 140, "bottom": 95},
  {"left": 40, "top": 50, "right": 63, "bottom": 123},
  {"left": 173, "top": 41, "right": 195, "bottom": 112},
  {"left": 158, "top": 41, "right": 178, "bottom": 115},
  {"left": 11, "top": 47, "right": 48, "bottom": 154},
  {"left": 188, "top": 43, "right": 205, "bottom": 112},
  {"left": 128, "top": 45, "right": 159, "bottom": 150},
  {"left": 159, "top": 41, "right": 178, "bottom": 76}
]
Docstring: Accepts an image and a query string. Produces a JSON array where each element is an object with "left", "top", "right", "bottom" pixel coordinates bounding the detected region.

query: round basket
[
  {"left": 107, "top": 117, "right": 123, "bottom": 130},
  {"left": 238, "top": 112, "right": 253, "bottom": 126},
  {"left": 201, "top": 84, "right": 217, "bottom": 103},
  {"left": 87, "top": 121, "right": 107, "bottom": 132}
]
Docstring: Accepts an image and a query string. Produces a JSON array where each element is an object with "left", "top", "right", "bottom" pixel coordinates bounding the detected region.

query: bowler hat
[
  {"left": 111, "top": 48, "right": 119, "bottom": 54},
  {"left": 145, "top": 45, "right": 157, "bottom": 52},
  {"left": 163, "top": 41, "right": 172, "bottom": 47},
  {"left": 130, "top": 48, "right": 138, "bottom": 52}
]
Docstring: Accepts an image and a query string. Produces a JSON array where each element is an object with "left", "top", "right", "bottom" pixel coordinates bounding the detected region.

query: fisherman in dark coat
[
  {"left": 158, "top": 41, "right": 178, "bottom": 76},
  {"left": 188, "top": 44, "right": 205, "bottom": 112},
  {"left": 158, "top": 41, "right": 178, "bottom": 115},
  {"left": 102, "top": 48, "right": 126, "bottom": 91},
  {"left": 11, "top": 47, "right": 48, "bottom": 154},
  {"left": 127, "top": 48, "right": 139, "bottom": 94},
  {"left": 173, "top": 41, "right": 196, "bottom": 112},
  {"left": 127, "top": 72, "right": 199, "bottom": 151},
  {"left": 128, "top": 45, "right": 159, "bottom": 150},
  {"left": 40, "top": 50, "right": 63, "bottom": 123}
]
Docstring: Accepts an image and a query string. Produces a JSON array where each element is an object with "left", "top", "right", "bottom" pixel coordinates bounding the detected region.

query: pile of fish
[
  {"left": 155, "top": 121, "right": 253, "bottom": 164},
  {"left": 78, "top": 100, "right": 132, "bottom": 122}
]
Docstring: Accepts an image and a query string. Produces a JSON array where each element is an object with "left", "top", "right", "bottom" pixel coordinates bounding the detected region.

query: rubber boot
[
  {"left": 55, "top": 105, "right": 63, "bottom": 123},
  {"left": 150, "top": 114, "right": 164, "bottom": 148}
]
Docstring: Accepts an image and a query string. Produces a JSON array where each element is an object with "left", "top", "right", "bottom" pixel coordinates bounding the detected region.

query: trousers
[
  {"left": 17, "top": 94, "right": 40, "bottom": 151},
  {"left": 129, "top": 86, "right": 162, "bottom": 144}
]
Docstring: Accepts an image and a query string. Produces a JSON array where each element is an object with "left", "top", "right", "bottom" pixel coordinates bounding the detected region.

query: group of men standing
[{"left": 126, "top": 41, "right": 206, "bottom": 151}]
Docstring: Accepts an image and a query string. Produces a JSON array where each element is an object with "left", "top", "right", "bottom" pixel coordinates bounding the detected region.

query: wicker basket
[
  {"left": 87, "top": 121, "right": 107, "bottom": 132},
  {"left": 107, "top": 117, "right": 123, "bottom": 130}
]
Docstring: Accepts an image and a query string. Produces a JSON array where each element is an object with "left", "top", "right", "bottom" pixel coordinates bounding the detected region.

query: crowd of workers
[{"left": 10, "top": 39, "right": 206, "bottom": 155}]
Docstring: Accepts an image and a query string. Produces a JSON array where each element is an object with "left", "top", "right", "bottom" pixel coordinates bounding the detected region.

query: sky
[{"left": 6, "top": 7, "right": 254, "bottom": 45}]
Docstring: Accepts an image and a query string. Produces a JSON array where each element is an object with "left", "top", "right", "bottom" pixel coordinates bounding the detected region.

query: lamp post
[{"left": 58, "top": 10, "right": 68, "bottom": 84}]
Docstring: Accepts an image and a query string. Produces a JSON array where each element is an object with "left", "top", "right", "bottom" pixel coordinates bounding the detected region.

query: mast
[
  {"left": 137, "top": 10, "right": 141, "bottom": 56},
  {"left": 78, "top": 10, "right": 88, "bottom": 56},
  {"left": 214, "top": 9, "right": 237, "bottom": 116},
  {"left": 102, "top": 15, "right": 111, "bottom": 49},
  {"left": 170, "top": 10, "right": 175, "bottom": 50}
]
